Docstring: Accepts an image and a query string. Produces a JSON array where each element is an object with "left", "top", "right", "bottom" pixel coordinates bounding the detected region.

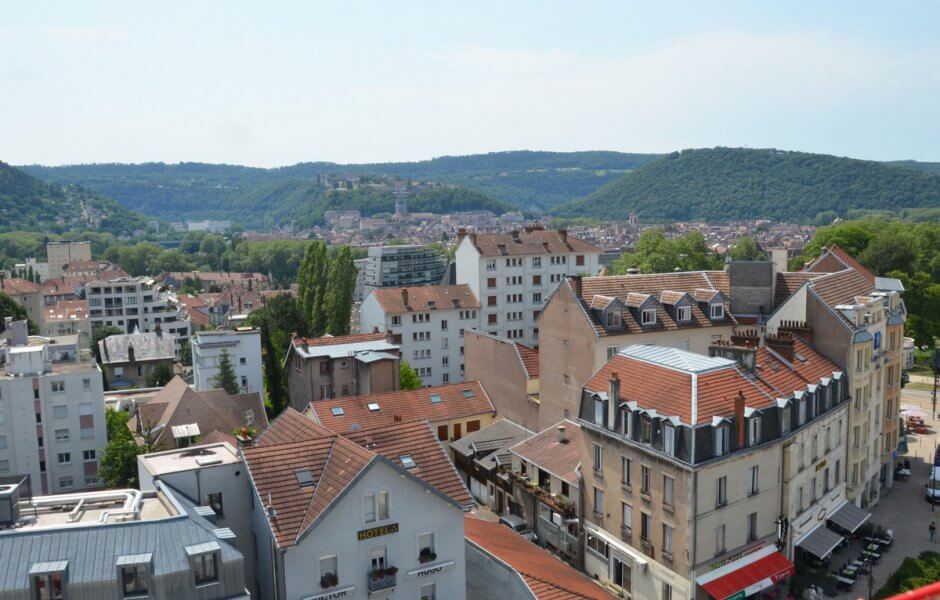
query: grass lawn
[{"left": 907, "top": 382, "right": 935, "bottom": 392}]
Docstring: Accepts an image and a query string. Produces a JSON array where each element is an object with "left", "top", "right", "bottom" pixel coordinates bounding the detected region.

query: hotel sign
[
  {"left": 407, "top": 560, "right": 455, "bottom": 580},
  {"left": 304, "top": 585, "right": 355, "bottom": 600},
  {"left": 357, "top": 523, "right": 399, "bottom": 541}
]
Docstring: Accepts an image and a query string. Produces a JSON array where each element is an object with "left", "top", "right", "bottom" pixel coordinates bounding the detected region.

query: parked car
[
  {"left": 926, "top": 466, "right": 940, "bottom": 503},
  {"left": 499, "top": 514, "right": 537, "bottom": 542},
  {"left": 935, "top": 448, "right": 940, "bottom": 468}
]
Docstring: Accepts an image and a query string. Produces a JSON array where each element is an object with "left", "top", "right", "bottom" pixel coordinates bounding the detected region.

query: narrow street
[{"left": 833, "top": 386, "right": 938, "bottom": 599}]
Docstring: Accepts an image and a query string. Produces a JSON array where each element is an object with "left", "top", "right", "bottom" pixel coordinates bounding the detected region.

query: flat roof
[
  {"left": 12, "top": 490, "right": 176, "bottom": 531},
  {"left": 139, "top": 443, "right": 241, "bottom": 477}
]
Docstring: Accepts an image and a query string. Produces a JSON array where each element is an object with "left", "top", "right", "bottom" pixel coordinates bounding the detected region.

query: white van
[{"left": 926, "top": 467, "right": 940, "bottom": 503}]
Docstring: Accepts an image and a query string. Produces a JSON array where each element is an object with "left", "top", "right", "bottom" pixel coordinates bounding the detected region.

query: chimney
[
  {"left": 558, "top": 228, "right": 569, "bottom": 247},
  {"left": 734, "top": 390, "right": 747, "bottom": 448},
  {"left": 730, "top": 329, "right": 760, "bottom": 348},
  {"left": 456, "top": 227, "right": 467, "bottom": 245},
  {"left": 127, "top": 344, "right": 136, "bottom": 363},
  {"left": 511, "top": 230, "right": 521, "bottom": 243},
  {"left": 469, "top": 232, "right": 478, "bottom": 247},
  {"left": 556, "top": 424, "right": 567, "bottom": 443},
  {"left": 778, "top": 320, "right": 813, "bottom": 345},
  {"left": 569, "top": 274, "right": 583, "bottom": 298},
  {"left": 767, "top": 332, "right": 795, "bottom": 363},
  {"left": 9, "top": 319, "right": 28, "bottom": 347},
  {"left": 401, "top": 288, "right": 410, "bottom": 308},
  {"left": 607, "top": 372, "right": 620, "bottom": 428}
]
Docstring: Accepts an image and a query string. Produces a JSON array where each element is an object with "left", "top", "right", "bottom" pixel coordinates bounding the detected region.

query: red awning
[{"left": 699, "top": 548, "right": 795, "bottom": 600}]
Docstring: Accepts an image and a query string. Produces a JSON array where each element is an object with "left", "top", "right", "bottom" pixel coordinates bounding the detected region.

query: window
[
  {"left": 641, "top": 309, "right": 657, "bottom": 325},
  {"left": 378, "top": 490, "right": 389, "bottom": 519},
  {"left": 607, "top": 345, "right": 620, "bottom": 360},
  {"left": 663, "top": 423, "right": 675, "bottom": 456},
  {"left": 486, "top": 259, "right": 497, "bottom": 271},
  {"left": 606, "top": 311, "right": 622, "bottom": 327},
  {"left": 0, "top": 460, "right": 8, "bottom": 473},
  {"left": 677, "top": 305, "right": 692, "bottom": 322},
  {"left": 663, "top": 582, "right": 673, "bottom": 600},
  {"left": 82, "top": 378, "right": 91, "bottom": 391},
  {"left": 710, "top": 303, "right": 725, "bottom": 319},
  {"left": 59, "top": 477, "right": 73, "bottom": 489},
  {"left": 716, "top": 476, "right": 727, "bottom": 506},
  {"left": 487, "top": 277, "right": 496, "bottom": 289},
  {"left": 32, "top": 571, "right": 65, "bottom": 600},
  {"left": 576, "top": 255, "right": 585, "bottom": 266},
  {"left": 120, "top": 564, "right": 149, "bottom": 597},
  {"left": 418, "top": 531, "right": 435, "bottom": 562},
  {"left": 621, "top": 457, "right": 632, "bottom": 488},
  {"left": 641, "top": 466, "right": 651, "bottom": 496},
  {"left": 391, "top": 315, "right": 401, "bottom": 326},
  {"left": 593, "top": 398, "right": 605, "bottom": 426},
  {"left": 57, "top": 452, "right": 71, "bottom": 465},
  {"left": 715, "top": 524, "right": 726, "bottom": 556},
  {"left": 593, "top": 444, "right": 603, "bottom": 473},
  {"left": 51, "top": 381, "right": 65, "bottom": 393},
  {"left": 207, "top": 493, "right": 223, "bottom": 517},
  {"left": 192, "top": 552, "right": 218, "bottom": 586},
  {"left": 83, "top": 450, "right": 97, "bottom": 461},
  {"left": 0, "top": 436, "right": 6, "bottom": 450},
  {"left": 532, "top": 257, "right": 541, "bottom": 268},
  {"left": 835, "top": 459, "right": 841, "bottom": 484},
  {"left": 420, "top": 583, "right": 436, "bottom": 600},
  {"left": 781, "top": 405, "right": 791, "bottom": 434},
  {"left": 663, "top": 524, "right": 674, "bottom": 556},
  {"left": 749, "top": 465, "right": 759, "bottom": 495},
  {"left": 748, "top": 416, "right": 761, "bottom": 446},
  {"left": 319, "top": 555, "right": 338, "bottom": 587},
  {"left": 55, "top": 429, "right": 70, "bottom": 443},
  {"left": 748, "top": 512, "right": 758, "bottom": 541},
  {"left": 812, "top": 434, "right": 818, "bottom": 460},
  {"left": 53, "top": 405, "right": 67, "bottom": 419},
  {"left": 593, "top": 487, "right": 604, "bottom": 516},
  {"left": 641, "top": 417, "right": 652, "bottom": 444},
  {"left": 640, "top": 512, "right": 650, "bottom": 542},
  {"left": 714, "top": 425, "right": 729, "bottom": 456},
  {"left": 364, "top": 492, "right": 377, "bottom": 522},
  {"left": 663, "top": 476, "right": 674, "bottom": 508}
]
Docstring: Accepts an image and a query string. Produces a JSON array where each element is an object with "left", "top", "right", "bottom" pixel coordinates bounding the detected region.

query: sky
[{"left": 2, "top": 1, "right": 939, "bottom": 167}]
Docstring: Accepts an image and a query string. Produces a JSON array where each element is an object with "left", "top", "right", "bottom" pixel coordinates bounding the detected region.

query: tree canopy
[
  {"left": 399, "top": 360, "right": 422, "bottom": 390},
  {"left": 609, "top": 229, "right": 722, "bottom": 274},
  {"left": 212, "top": 349, "right": 241, "bottom": 395}
]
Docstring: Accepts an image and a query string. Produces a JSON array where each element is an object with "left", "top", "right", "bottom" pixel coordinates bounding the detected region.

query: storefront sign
[
  {"left": 357, "top": 523, "right": 399, "bottom": 541},
  {"left": 304, "top": 585, "right": 355, "bottom": 600},
  {"left": 815, "top": 460, "right": 827, "bottom": 472},
  {"left": 707, "top": 544, "right": 764, "bottom": 571},
  {"left": 407, "top": 560, "right": 455, "bottom": 580}
]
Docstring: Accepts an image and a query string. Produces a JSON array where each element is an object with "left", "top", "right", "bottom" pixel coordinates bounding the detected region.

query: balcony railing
[{"left": 367, "top": 568, "right": 397, "bottom": 594}]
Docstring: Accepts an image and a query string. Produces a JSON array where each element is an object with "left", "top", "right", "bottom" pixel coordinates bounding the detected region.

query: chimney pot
[
  {"left": 401, "top": 288, "right": 409, "bottom": 307},
  {"left": 556, "top": 425, "right": 567, "bottom": 443},
  {"left": 734, "top": 390, "right": 747, "bottom": 448}
]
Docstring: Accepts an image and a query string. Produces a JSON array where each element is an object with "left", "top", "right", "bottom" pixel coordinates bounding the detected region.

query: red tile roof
[
  {"left": 581, "top": 271, "right": 730, "bottom": 299},
  {"left": 466, "top": 229, "right": 601, "bottom": 257},
  {"left": 370, "top": 284, "right": 480, "bottom": 313},
  {"left": 774, "top": 272, "right": 820, "bottom": 308},
  {"left": 808, "top": 245, "right": 875, "bottom": 284},
  {"left": 44, "top": 300, "right": 88, "bottom": 322},
  {"left": 510, "top": 420, "right": 583, "bottom": 485},
  {"left": 0, "top": 277, "right": 41, "bottom": 295},
  {"left": 308, "top": 381, "right": 495, "bottom": 432},
  {"left": 464, "top": 516, "right": 615, "bottom": 600},
  {"left": 807, "top": 269, "right": 874, "bottom": 310},
  {"left": 515, "top": 343, "right": 539, "bottom": 379},
  {"left": 293, "top": 332, "right": 387, "bottom": 348}
]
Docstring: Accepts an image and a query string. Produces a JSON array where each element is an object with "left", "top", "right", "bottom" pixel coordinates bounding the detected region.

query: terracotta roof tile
[
  {"left": 308, "top": 381, "right": 495, "bottom": 432},
  {"left": 807, "top": 269, "right": 874, "bottom": 310},
  {"left": 44, "top": 300, "right": 88, "bottom": 322},
  {"left": 370, "top": 284, "right": 480, "bottom": 313},
  {"left": 293, "top": 332, "right": 387, "bottom": 348},
  {"left": 774, "top": 272, "right": 820, "bottom": 308},
  {"left": 464, "top": 516, "right": 615, "bottom": 600},
  {"left": 0, "top": 277, "right": 41, "bottom": 295},
  {"left": 808, "top": 246, "right": 875, "bottom": 284},
  {"left": 515, "top": 344, "right": 539, "bottom": 379},
  {"left": 467, "top": 230, "right": 601, "bottom": 257},
  {"left": 510, "top": 420, "right": 583, "bottom": 485},
  {"left": 581, "top": 271, "right": 726, "bottom": 299}
]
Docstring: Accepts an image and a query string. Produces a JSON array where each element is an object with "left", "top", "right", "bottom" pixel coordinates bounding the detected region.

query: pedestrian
[{"left": 930, "top": 521, "right": 937, "bottom": 542}]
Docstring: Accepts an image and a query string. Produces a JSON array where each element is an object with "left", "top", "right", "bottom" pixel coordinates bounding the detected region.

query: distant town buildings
[{"left": 85, "top": 276, "right": 189, "bottom": 350}]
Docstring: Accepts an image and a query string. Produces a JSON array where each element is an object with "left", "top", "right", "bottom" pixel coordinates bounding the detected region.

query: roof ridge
[{"left": 295, "top": 435, "right": 341, "bottom": 543}]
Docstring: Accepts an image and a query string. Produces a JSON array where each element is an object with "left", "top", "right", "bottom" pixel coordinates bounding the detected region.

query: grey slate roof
[
  {"left": 450, "top": 419, "right": 534, "bottom": 471},
  {"left": 99, "top": 331, "right": 176, "bottom": 365}
]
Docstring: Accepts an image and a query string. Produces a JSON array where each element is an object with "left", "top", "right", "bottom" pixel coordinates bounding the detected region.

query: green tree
[
  {"left": 99, "top": 408, "right": 143, "bottom": 487},
  {"left": 105, "top": 407, "right": 133, "bottom": 441},
  {"left": 145, "top": 362, "right": 174, "bottom": 387},
  {"left": 859, "top": 233, "right": 917, "bottom": 276},
  {"left": 91, "top": 323, "right": 124, "bottom": 361},
  {"left": 178, "top": 339, "right": 193, "bottom": 367},
  {"left": 729, "top": 236, "right": 767, "bottom": 261},
  {"left": 0, "top": 291, "right": 39, "bottom": 334},
  {"left": 875, "top": 551, "right": 940, "bottom": 599},
  {"left": 298, "top": 241, "right": 329, "bottom": 336},
  {"left": 180, "top": 275, "right": 203, "bottom": 295},
  {"left": 399, "top": 360, "right": 422, "bottom": 390},
  {"left": 212, "top": 349, "right": 240, "bottom": 394},
  {"left": 154, "top": 249, "right": 195, "bottom": 272},
  {"left": 323, "top": 246, "right": 357, "bottom": 335},
  {"left": 610, "top": 229, "right": 721, "bottom": 274}
]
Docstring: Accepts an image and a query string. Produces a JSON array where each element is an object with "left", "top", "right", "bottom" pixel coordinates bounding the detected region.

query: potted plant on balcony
[
  {"left": 319, "top": 572, "right": 338, "bottom": 589},
  {"left": 419, "top": 547, "right": 437, "bottom": 564},
  {"left": 233, "top": 425, "right": 257, "bottom": 444}
]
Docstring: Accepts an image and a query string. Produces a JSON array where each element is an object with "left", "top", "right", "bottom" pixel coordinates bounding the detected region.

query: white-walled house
[
  {"left": 360, "top": 285, "right": 481, "bottom": 386},
  {"left": 193, "top": 328, "right": 263, "bottom": 395},
  {"left": 455, "top": 226, "right": 602, "bottom": 347}
]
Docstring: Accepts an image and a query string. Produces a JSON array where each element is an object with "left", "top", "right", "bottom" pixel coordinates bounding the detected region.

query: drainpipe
[
  {"left": 691, "top": 469, "right": 698, "bottom": 600},
  {"left": 576, "top": 464, "right": 585, "bottom": 571}
]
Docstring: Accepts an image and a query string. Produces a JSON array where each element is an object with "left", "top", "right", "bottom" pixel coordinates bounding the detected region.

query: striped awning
[{"left": 796, "top": 525, "right": 843, "bottom": 559}]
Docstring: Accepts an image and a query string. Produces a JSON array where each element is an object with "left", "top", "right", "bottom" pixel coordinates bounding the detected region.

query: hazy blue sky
[{"left": 2, "top": 1, "right": 939, "bottom": 166}]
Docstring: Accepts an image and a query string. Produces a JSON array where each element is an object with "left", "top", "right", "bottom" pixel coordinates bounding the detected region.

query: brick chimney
[
  {"left": 127, "top": 344, "right": 136, "bottom": 363},
  {"left": 767, "top": 332, "right": 795, "bottom": 362},
  {"left": 401, "top": 288, "right": 410, "bottom": 308},
  {"left": 731, "top": 329, "right": 760, "bottom": 348},
  {"left": 558, "top": 228, "right": 570, "bottom": 248},
  {"left": 734, "top": 390, "right": 747, "bottom": 448},
  {"left": 778, "top": 320, "right": 813, "bottom": 345},
  {"left": 456, "top": 227, "right": 467, "bottom": 245},
  {"left": 569, "top": 274, "right": 583, "bottom": 298},
  {"left": 607, "top": 372, "right": 620, "bottom": 428}
]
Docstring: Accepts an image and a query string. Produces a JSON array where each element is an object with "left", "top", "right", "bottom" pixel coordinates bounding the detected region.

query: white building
[
  {"left": 243, "top": 410, "right": 472, "bottom": 600},
  {"left": 192, "top": 328, "right": 263, "bottom": 395},
  {"left": 12, "top": 257, "right": 49, "bottom": 282},
  {"left": 455, "top": 226, "right": 602, "bottom": 347},
  {"left": 85, "top": 276, "right": 189, "bottom": 350},
  {"left": 0, "top": 319, "right": 108, "bottom": 494},
  {"left": 360, "top": 285, "right": 481, "bottom": 386}
]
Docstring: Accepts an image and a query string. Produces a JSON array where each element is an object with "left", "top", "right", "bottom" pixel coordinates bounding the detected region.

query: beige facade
[
  {"left": 46, "top": 241, "right": 91, "bottom": 279},
  {"left": 287, "top": 349, "right": 399, "bottom": 411},
  {"left": 464, "top": 331, "right": 540, "bottom": 431}
]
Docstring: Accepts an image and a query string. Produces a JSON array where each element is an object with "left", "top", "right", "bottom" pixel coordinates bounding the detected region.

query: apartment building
[
  {"left": 285, "top": 333, "right": 401, "bottom": 410},
  {"left": 361, "top": 244, "right": 449, "bottom": 296},
  {"left": 192, "top": 328, "right": 263, "bottom": 394},
  {"left": 46, "top": 240, "right": 91, "bottom": 278},
  {"left": 577, "top": 338, "right": 852, "bottom": 600},
  {"left": 85, "top": 276, "right": 189, "bottom": 349},
  {"left": 0, "top": 477, "right": 248, "bottom": 599},
  {"left": 0, "top": 319, "right": 107, "bottom": 494},
  {"left": 769, "top": 246, "right": 906, "bottom": 504},
  {"left": 98, "top": 330, "right": 176, "bottom": 389},
  {"left": 243, "top": 409, "right": 471, "bottom": 600},
  {"left": 464, "top": 331, "right": 541, "bottom": 431},
  {"left": 360, "top": 284, "right": 481, "bottom": 386},
  {"left": 537, "top": 271, "right": 734, "bottom": 431},
  {"left": 455, "top": 226, "right": 602, "bottom": 347},
  {"left": 0, "top": 277, "right": 44, "bottom": 328},
  {"left": 43, "top": 300, "right": 90, "bottom": 350}
]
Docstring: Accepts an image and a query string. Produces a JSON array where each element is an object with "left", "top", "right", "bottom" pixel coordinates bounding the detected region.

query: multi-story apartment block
[
  {"left": 577, "top": 338, "right": 854, "bottom": 600},
  {"left": 193, "top": 328, "right": 263, "bottom": 394},
  {"left": 85, "top": 276, "right": 189, "bottom": 350},
  {"left": 243, "top": 409, "right": 472, "bottom": 600},
  {"left": 0, "top": 476, "right": 249, "bottom": 599},
  {"left": 536, "top": 271, "right": 734, "bottom": 431},
  {"left": 361, "top": 244, "right": 448, "bottom": 297},
  {"left": 285, "top": 333, "right": 401, "bottom": 411},
  {"left": 0, "top": 319, "right": 107, "bottom": 494},
  {"left": 360, "top": 284, "right": 481, "bottom": 386},
  {"left": 769, "top": 245, "right": 906, "bottom": 504},
  {"left": 43, "top": 300, "right": 91, "bottom": 351},
  {"left": 0, "top": 277, "right": 44, "bottom": 328},
  {"left": 455, "top": 226, "right": 602, "bottom": 347},
  {"left": 46, "top": 240, "right": 91, "bottom": 279}
]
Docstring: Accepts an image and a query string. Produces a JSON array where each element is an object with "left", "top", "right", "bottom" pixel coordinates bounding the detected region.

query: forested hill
[
  {"left": 553, "top": 148, "right": 940, "bottom": 223},
  {"left": 0, "top": 161, "right": 150, "bottom": 235},
  {"left": 22, "top": 151, "right": 661, "bottom": 219}
]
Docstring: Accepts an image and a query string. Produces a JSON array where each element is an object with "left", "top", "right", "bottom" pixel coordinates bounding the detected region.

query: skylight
[
  {"left": 462, "top": 389, "right": 474, "bottom": 398},
  {"left": 367, "top": 402, "right": 381, "bottom": 411},
  {"left": 400, "top": 455, "right": 416, "bottom": 469},
  {"left": 430, "top": 394, "right": 442, "bottom": 404},
  {"left": 294, "top": 468, "right": 315, "bottom": 487},
  {"left": 331, "top": 407, "right": 344, "bottom": 416}
]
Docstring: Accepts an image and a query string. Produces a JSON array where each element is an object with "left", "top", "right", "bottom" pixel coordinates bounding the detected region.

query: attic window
[
  {"left": 399, "top": 455, "right": 416, "bottom": 469},
  {"left": 367, "top": 402, "right": 381, "bottom": 412},
  {"left": 641, "top": 309, "right": 657, "bottom": 325},
  {"left": 295, "top": 468, "right": 315, "bottom": 487},
  {"left": 793, "top": 352, "right": 807, "bottom": 363},
  {"left": 427, "top": 301, "right": 436, "bottom": 309},
  {"left": 452, "top": 299, "right": 460, "bottom": 308},
  {"left": 331, "top": 407, "right": 344, "bottom": 416},
  {"left": 677, "top": 306, "right": 692, "bottom": 322},
  {"left": 462, "top": 389, "right": 475, "bottom": 399},
  {"left": 430, "top": 394, "right": 442, "bottom": 404},
  {"left": 606, "top": 311, "right": 622, "bottom": 327},
  {"left": 710, "top": 304, "right": 725, "bottom": 319}
]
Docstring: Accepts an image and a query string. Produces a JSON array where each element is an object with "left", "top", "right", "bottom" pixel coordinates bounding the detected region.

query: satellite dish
[{"left": 245, "top": 409, "right": 255, "bottom": 426}]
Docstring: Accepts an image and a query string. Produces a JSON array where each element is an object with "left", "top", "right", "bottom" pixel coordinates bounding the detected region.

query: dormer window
[
  {"left": 622, "top": 407, "right": 633, "bottom": 437},
  {"left": 781, "top": 405, "right": 791, "bottom": 434},
  {"left": 748, "top": 416, "right": 761, "bottom": 446},
  {"left": 714, "top": 425, "right": 729, "bottom": 456},
  {"left": 663, "top": 423, "right": 676, "bottom": 456},
  {"left": 640, "top": 415, "right": 652, "bottom": 444},
  {"left": 641, "top": 309, "right": 657, "bottom": 325},
  {"left": 606, "top": 311, "right": 622, "bottom": 327},
  {"left": 710, "top": 304, "right": 725, "bottom": 319},
  {"left": 593, "top": 397, "right": 606, "bottom": 427},
  {"left": 677, "top": 306, "right": 692, "bottom": 322}
]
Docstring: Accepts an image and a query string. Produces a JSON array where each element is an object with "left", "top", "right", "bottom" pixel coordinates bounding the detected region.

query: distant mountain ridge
[
  {"left": 0, "top": 161, "right": 150, "bottom": 235},
  {"left": 553, "top": 147, "right": 940, "bottom": 223}
]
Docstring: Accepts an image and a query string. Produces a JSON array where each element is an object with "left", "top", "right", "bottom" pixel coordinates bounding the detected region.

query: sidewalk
[{"left": 833, "top": 389, "right": 940, "bottom": 599}]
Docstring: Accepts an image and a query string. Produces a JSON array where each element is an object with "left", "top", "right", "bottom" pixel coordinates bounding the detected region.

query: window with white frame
[
  {"left": 191, "top": 550, "right": 218, "bottom": 586},
  {"left": 621, "top": 457, "right": 632, "bottom": 487},
  {"left": 593, "top": 443, "right": 603, "bottom": 473},
  {"left": 119, "top": 561, "right": 149, "bottom": 598},
  {"left": 622, "top": 502, "right": 632, "bottom": 533},
  {"left": 55, "top": 429, "right": 70, "bottom": 443},
  {"left": 677, "top": 305, "right": 692, "bottom": 322},
  {"left": 663, "top": 475, "right": 674, "bottom": 508},
  {"left": 663, "top": 524, "right": 674, "bottom": 556},
  {"left": 59, "top": 477, "right": 73, "bottom": 489},
  {"left": 641, "top": 308, "right": 657, "bottom": 325},
  {"left": 418, "top": 531, "right": 436, "bottom": 562},
  {"left": 781, "top": 405, "right": 791, "bottom": 434},
  {"left": 593, "top": 398, "right": 605, "bottom": 426},
  {"left": 53, "top": 405, "right": 67, "bottom": 419},
  {"left": 716, "top": 476, "right": 727, "bottom": 506},
  {"left": 51, "top": 381, "right": 65, "bottom": 393},
  {"left": 420, "top": 583, "right": 437, "bottom": 600},
  {"left": 532, "top": 257, "right": 541, "bottom": 268},
  {"left": 593, "top": 487, "right": 603, "bottom": 515},
  {"left": 663, "top": 423, "right": 675, "bottom": 456},
  {"left": 748, "top": 416, "right": 761, "bottom": 446},
  {"left": 715, "top": 524, "right": 726, "bottom": 555},
  {"left": 364, "top": 490, "right": 390, "bottom": 523},
  {"left": 714, "top": 425, "right": 729, "bottom": 456},
  {"left": 31, "top": 569, "right": 65, "bottom": 600},
  {"left": 319, "top": 555, "right": 338, "bottom": 587},
  {"left": 606, "top": 311, "right": 622, "bottom": 327},
  {"left": 607, "top": 345, "right": 620, "bottom": 360},
  {"left": 749, "top": 465, "right": 759, "bottom": 495},
  {"left": 710, "top": 303, "right": 725, "bottom": 319}
]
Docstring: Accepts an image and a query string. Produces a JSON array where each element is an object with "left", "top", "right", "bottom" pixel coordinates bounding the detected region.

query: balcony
[
  {"left": 538, "top": 516, "right": 579, "bottom": 558},
  {"left": 367, "top": 568, "right": 397, "bottom": 594},
  {"left": 640, "top": 539, "right": 655, "bottom": 558}
]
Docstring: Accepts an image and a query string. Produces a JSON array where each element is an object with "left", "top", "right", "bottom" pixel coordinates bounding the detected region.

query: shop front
[{"left": 696, "top": 546, "right": 795, "bottom": 600}]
